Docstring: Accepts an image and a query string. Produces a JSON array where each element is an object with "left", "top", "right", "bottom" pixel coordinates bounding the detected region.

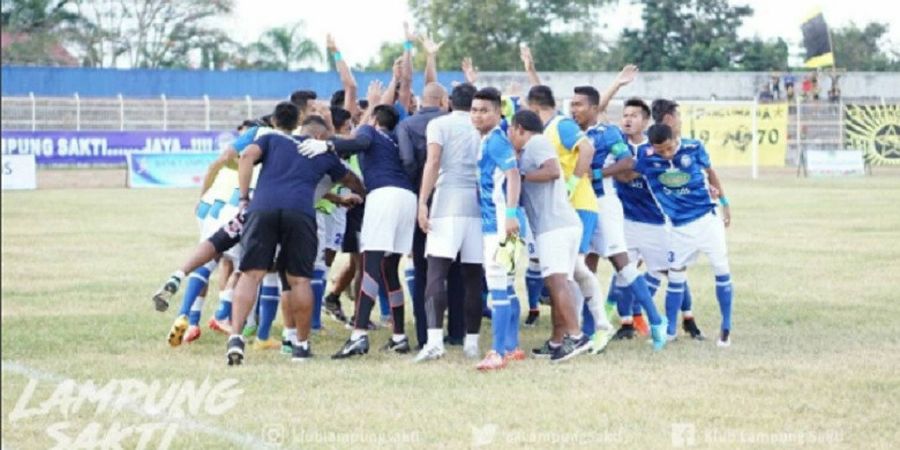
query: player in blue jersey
[
  {"left": 470, "top": 87, "right": 522, "bottom": 371},
  {"left": 570, "top": 86, "right": 669, "bottom": 352},
  {"left": 632, "top": 114, "right": 733, "bottom": 347},
  {"left": 614, "top": 98, "right": 704, "bottom": 340}
]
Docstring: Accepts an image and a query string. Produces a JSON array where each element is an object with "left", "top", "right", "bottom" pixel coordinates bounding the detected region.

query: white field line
[{"left": 1, "top": 360, "right": 277, "bottom": 450}]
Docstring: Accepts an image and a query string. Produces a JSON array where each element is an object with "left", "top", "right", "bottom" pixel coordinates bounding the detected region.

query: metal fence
[
  {"left": 0, "top": 94, "right": 283, "bottom": 132},
  {"left": 1, "top": 94, "right": 891, "bottom": 165}
]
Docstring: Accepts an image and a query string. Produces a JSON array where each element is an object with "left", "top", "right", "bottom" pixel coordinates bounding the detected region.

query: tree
[
  {"left": 1, "top": 0, "right": 83, "bottom": 65},
  {"left": 67, "top": 0, "right": 234, "bottom": 68},
  {"left": 831, "top": 22, "right": 900, "bottom": 71},
  {"left": 737, "top": 37, "right": 788, "bottom": 71},
  {"left": 404, "top": 0, "right": 613, "bottom": 71},
  {"left": 246, "top": 22, "right": 322, "bottom": 71},
  {"left": 614, "top": 0, "right": 753, "bottom": 71}
]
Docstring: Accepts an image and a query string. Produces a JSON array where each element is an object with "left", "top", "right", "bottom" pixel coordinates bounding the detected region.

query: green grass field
[{"left": 2, "top": 169, "right": 899, "bottom": 449}]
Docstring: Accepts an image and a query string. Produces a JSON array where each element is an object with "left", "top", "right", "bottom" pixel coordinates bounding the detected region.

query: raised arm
[
  {"left": 397, "top": 22, "right": 415, "bottom": 110},
  {"left": 359, "top": 79, "right": 383, "bottom": 126},
  {"left": 461, "top": 57, "right": 478, "bottom": 86},
  {"left": 598, "top": 64, "right": 639, "bottom": 112},
  {"left": 420, "top": 34, "right": 443, "bottom": 85},
  {"left": 327, "top": 33, "right": 359, "bottom": 118},
  {"left": 520, "top": 44, "right": 541, "bottom": 87},
  {"left": 380, "top": 57, "right": 403, "bottom": 106}
]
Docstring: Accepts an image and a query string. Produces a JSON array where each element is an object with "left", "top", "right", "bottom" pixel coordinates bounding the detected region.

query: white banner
[
  {"left": 804, "top": 150, "right": 866, "bottom": 176},
  {"left": 2, "top": 154, "right": 37, "bottom": 190}
]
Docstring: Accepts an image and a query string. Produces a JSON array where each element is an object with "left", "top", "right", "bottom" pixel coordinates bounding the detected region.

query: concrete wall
[{"left": 2, "top": 66, "right": 898, "bottom": 100}]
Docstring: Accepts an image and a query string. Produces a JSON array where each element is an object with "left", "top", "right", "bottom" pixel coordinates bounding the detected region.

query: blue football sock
[
  {"left": 506, "top": 283, "right": 520, "bottom": 352},
  {"left": 188, "top": 296, "right": 204, "bottom": 326},
  {"left": 525, "top": 268, "right": 543, "bottom": 310},
  {"left": 214, "top": 289, "right": 232, "bottom": 321},
  {"left": 664, "top": 279, "right": 686, "bottom": 336},
  {"left": 490, "top": 288, "right": 510, "bottom": 355},
  {"left": 631, "top": 289, "right": 643, "bottom": 317},
  {"left": 620, "top": 264, "right": 663, "bottom": 326},
  {"left": 257, "top": 274, "right": 280, "bottom": 341},
  {"left": 715, "top": 274, "right": 733, "bottom": 331},
  {"left": 611, "top": 285, "right": 637, "bottom": 318},
  {"left": 178, "top": 263, "right": 213, "bottom": 316},
  {"left": 681, "top": 282, "right": 693, "bottom": 313},
  {"left": 581, "top": 300, "right": 595, "bottom": 337},
  {"left": 645, "top": 272, "right": 662, "bottom": 299},
  {"left": 311, "top": 268, "right": 326, "bottom": 330},
  {"left": 404, "top": 262, "right": 416, "bottom": 301},
  {"left": 481, "top": 282, "right": 492, "bottom": 319},
  {"left": 378, "top": 281, "right": 391, "bottom": 319}
]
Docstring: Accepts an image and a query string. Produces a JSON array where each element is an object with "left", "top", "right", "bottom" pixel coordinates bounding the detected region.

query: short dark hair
[
  {"left": 573, "top": 86, "right": 600, "bottom": 106},
  {"left": 372, "top": 104, "right": 400, "bottom": 131},
  {"left": 526, "top": 85, "right": 555, "bottom": 108},
  {"left": 624, "top": 97, "right": 651, "bottom": 119},
  {"left": 647, "top": 123, "right": 673, "bottom": 145},
  {"left": 290, "top": 90, "right": 317, "bottom": 109},
  {"left": 357, "top": 99, "right": 369, "bottom": 110},
  {"left": 330, "top": 90, "right": 345, "bottom": 108},
  {"left": 238, "top": 119, "right": 255, "bottom": 131},
  {"left": 258, "top": 115, "right": 273, "bottom": 128},
  {"left": 473, "top": 87, "right": 502, "bottom": 109},
  {"left": 450, "top": 83, "right": 477, "bottom": 111},
  {"left": 651, "top": 99, "right": 679, "bottom": 123},
  {"left": 511, "top": 110, "right": 543, "bottom": 133},
  {"left": 273, "top": 102, "right": 300, "bottom": 130},
  {"left": 302, "top": 115, "right": 328, "bottom": 129},
  {"left": 330, "top": 107, "right": 351, "bottom": 130}
]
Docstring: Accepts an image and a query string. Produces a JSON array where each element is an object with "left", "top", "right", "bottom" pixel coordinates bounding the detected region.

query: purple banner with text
[{"left": 0, "top": 131, "right": 235, "bottom": 166}]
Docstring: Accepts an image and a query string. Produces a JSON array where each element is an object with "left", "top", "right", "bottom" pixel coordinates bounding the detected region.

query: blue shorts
[{"left": 576, "top": 209, "right": 598, "bottom": 254}]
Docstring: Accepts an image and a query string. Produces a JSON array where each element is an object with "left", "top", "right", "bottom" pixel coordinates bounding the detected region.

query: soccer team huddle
[{"left": 151, "top": 32, "right": 735, "bottom": 370}]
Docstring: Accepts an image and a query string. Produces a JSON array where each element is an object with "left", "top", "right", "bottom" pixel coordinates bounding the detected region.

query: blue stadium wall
[{"left": 0, "top": 66, "right": 466, "bottom": 99}]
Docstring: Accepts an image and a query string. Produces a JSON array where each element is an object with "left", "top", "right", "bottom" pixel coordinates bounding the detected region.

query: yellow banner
[
  {"left": 682, "top": 103, "right": 789, "bottom": 167},
  {"left": 844, "top": 104, "right": 900, "bottom": 166}
]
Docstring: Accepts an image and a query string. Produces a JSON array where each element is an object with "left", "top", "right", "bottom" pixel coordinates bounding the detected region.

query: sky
[{"left": 226, "top": 0, "right": 900, "bottom": 70}]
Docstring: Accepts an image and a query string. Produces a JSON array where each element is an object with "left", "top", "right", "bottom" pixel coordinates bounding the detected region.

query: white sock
[
  {"left": 297, "top": 340, "right": 309, "bottom": 350},
  {"left": 464, "top": 333, "right": 479, "bottom": 348},
  {"left": 585, "top": 297, "right": 610, "bottom": 331},
  {"left": 284, "top": 328, "right": 297, "bottom": 341},
  {"left": 173, "top": 270, "right": 185, "bottom": 280},
  {"left": 427, "top": 329, "right": 444, "bottom": 349},
  {"left": 290, "top": 334, "right": 301, "bottom": 346},
  {"left": 351, "top": 329, "right": 367, "bottom": 340},
  {"left": 228, "top": 334, "right": 244, "bottom": 343},
  {"left": 392, "top": 333, "right": 405, "bottom": 343}
]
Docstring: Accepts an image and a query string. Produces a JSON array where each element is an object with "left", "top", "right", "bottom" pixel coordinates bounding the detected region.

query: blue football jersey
[
  {"left": 633, "top": 138, "right": 716, "bottom": 226},
  {"left": 615, "top": 138, "right": 667, "bottom": 225},
  {"left": 586, "top": 123, "right": 630, "bottom": 197},
  {"left": 477, "top": 126, "right": 518, "bottom": 234}
]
